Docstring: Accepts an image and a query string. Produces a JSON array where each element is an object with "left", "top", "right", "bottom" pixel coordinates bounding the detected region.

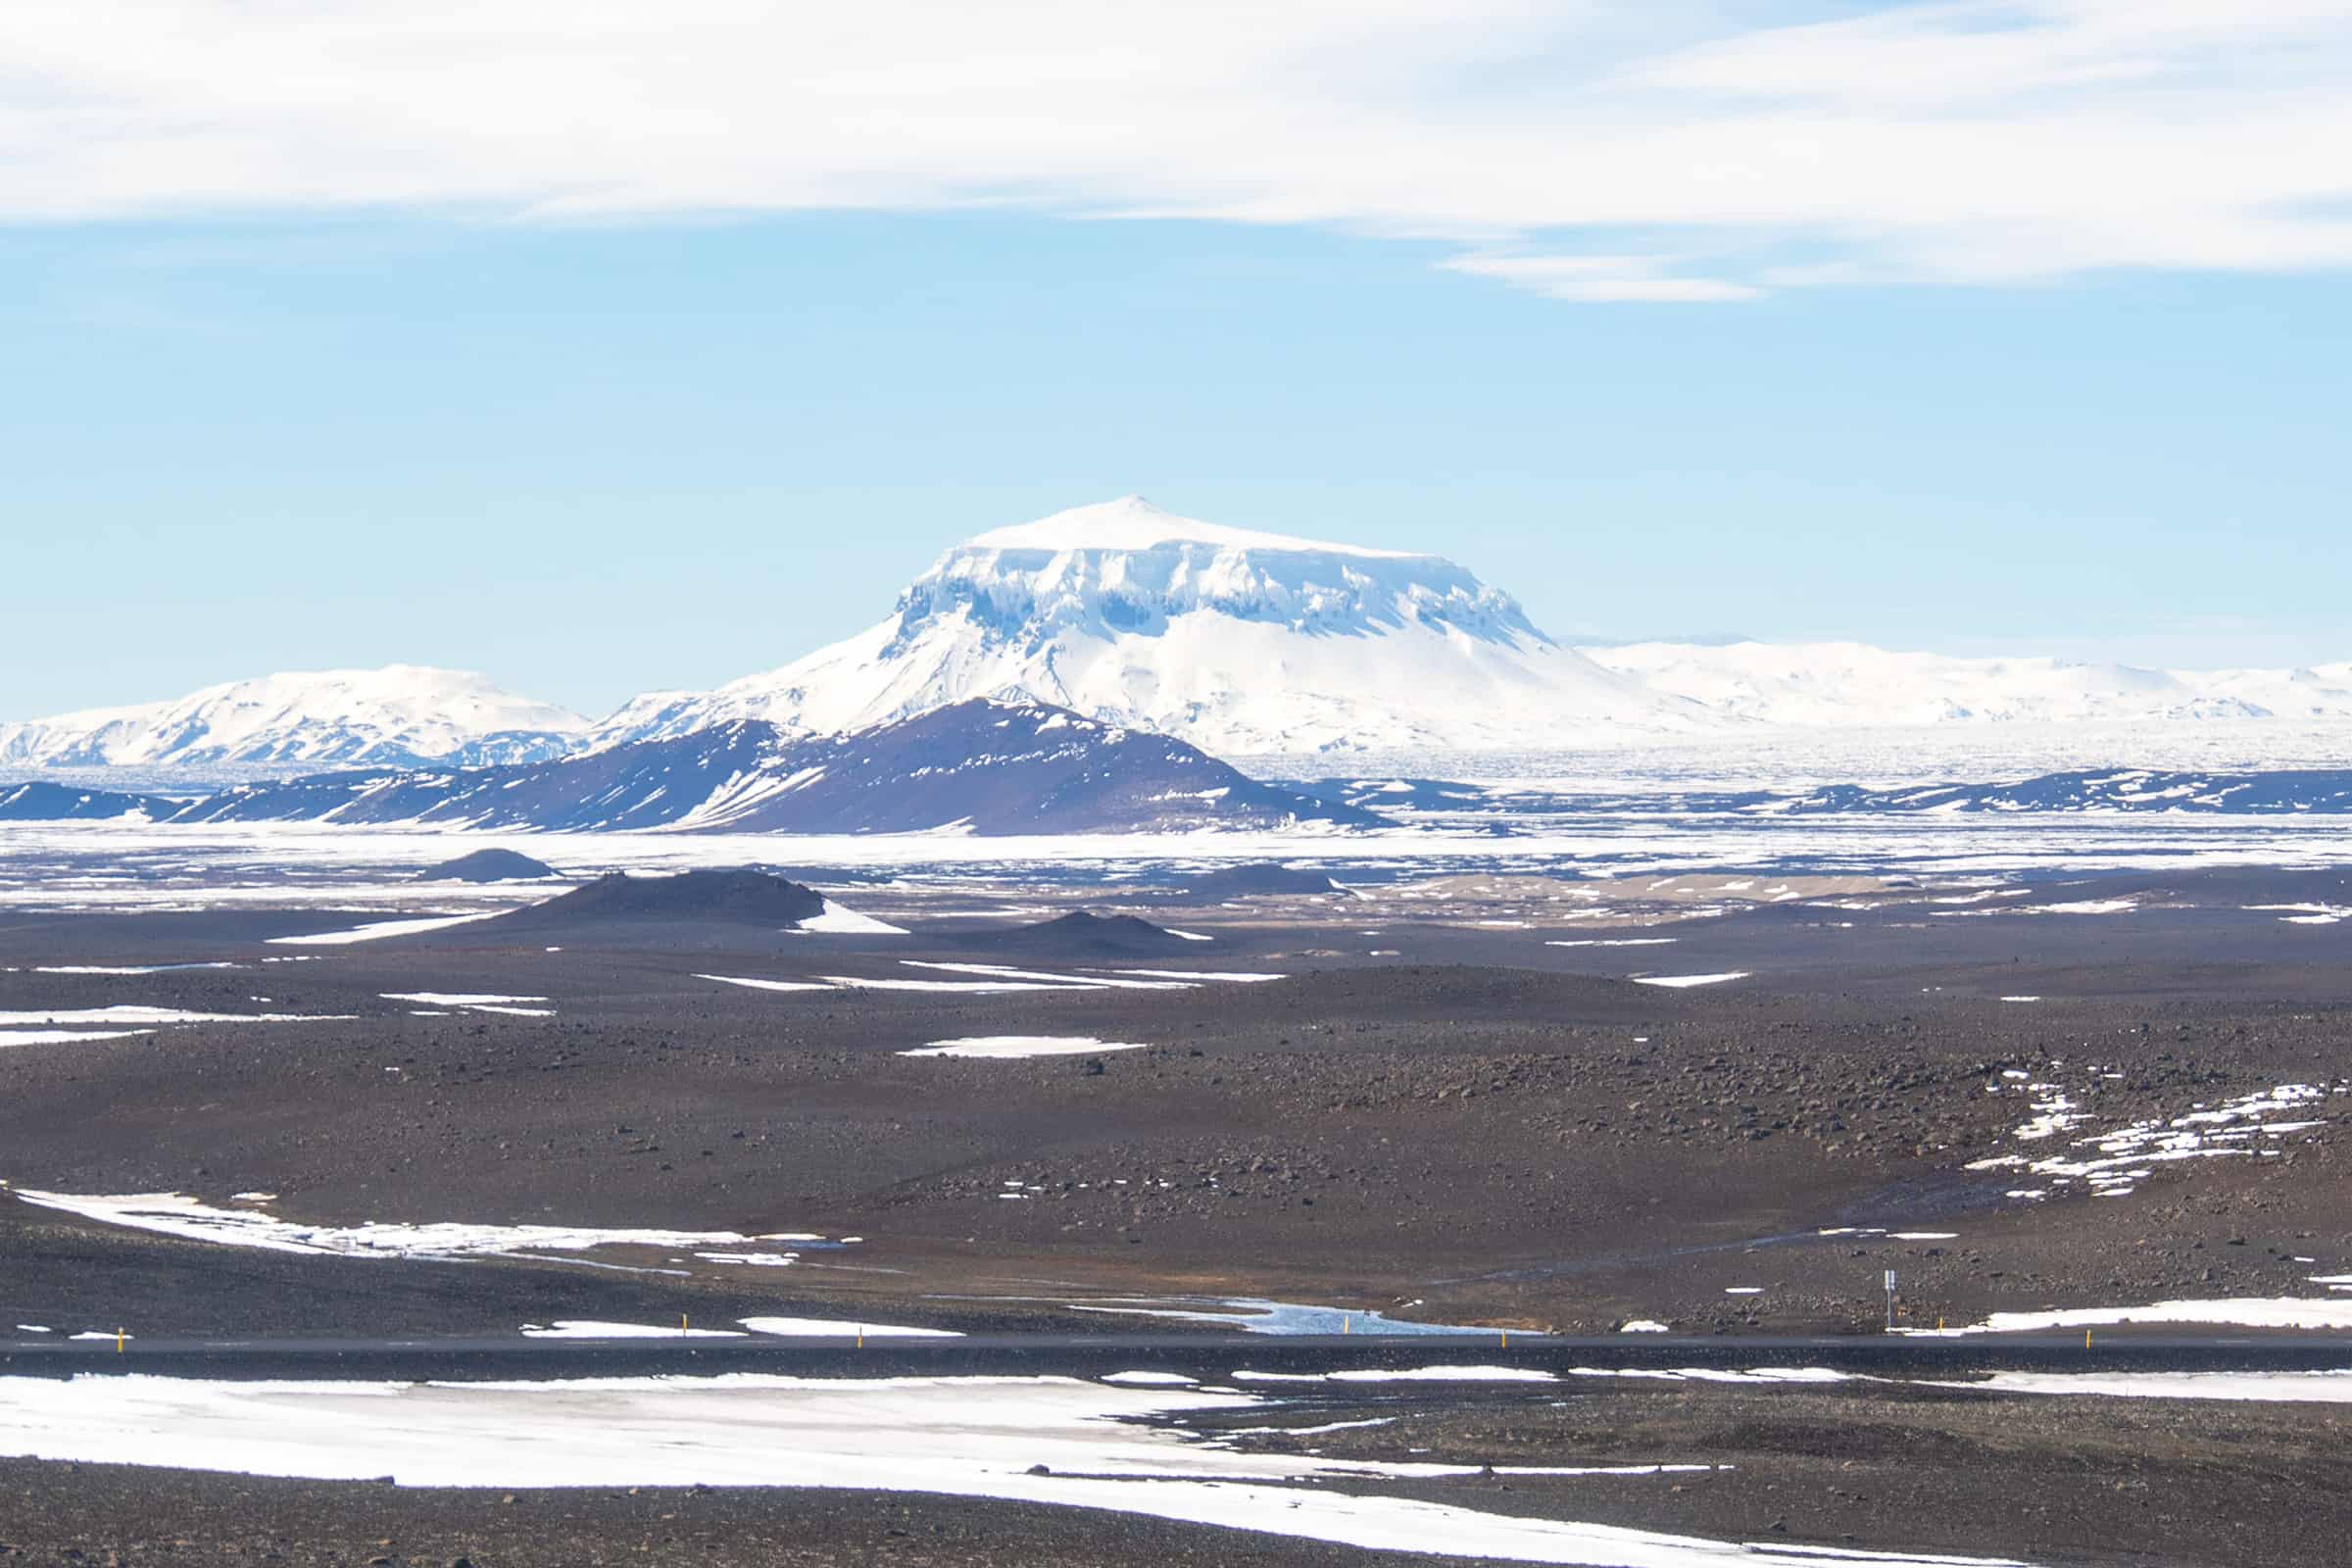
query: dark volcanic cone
[
  {"left": 416, "top": 847, "right": 562, "bottom": 883},
  {"left": 486, "top": 868, "right": 825, "bottom": 930},
  {"left": 959, "top": 910, "right": 1200, "bottom": 958}
]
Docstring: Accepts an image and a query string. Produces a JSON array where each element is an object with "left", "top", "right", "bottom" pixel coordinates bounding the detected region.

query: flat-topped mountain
[{"left": 584, "top": 497, "right": 1702, "bottom": 755}]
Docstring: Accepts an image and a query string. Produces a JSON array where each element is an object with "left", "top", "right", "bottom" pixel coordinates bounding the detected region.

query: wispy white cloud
[
  {"left": 1, "top": 1, "right": 2348, "bottom": 300},
  {"left": 1438, "top": 252, "right": 1761, "bottom": 303}
]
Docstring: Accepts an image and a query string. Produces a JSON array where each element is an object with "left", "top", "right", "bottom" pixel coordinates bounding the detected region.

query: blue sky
[{"left": 3, "top": 3, "right": 2347, "bottom": 720}]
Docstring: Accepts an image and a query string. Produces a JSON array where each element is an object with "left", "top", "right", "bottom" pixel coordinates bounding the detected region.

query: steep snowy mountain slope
[
  {"left": 168, "top": 699, "right": 1383, "bottom": 835},
  {"left": 0, "top": 666, "right": 589, "bottom": 770},
  {"left": 1585, "top": 642, "right": 2352, "bottom": 729},
  {"left": 586, "top": 497, "right": 1704, "bottom": 754}
]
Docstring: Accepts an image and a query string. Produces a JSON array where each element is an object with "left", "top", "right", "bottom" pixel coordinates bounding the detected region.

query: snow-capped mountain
[
  {"left": 584, "top": 497, "right": 2352, "bottom": 758},
  {"left": 12, "top": 503, "right": 2346, "bottom": 783},
  {"left": 1584, "top": 642, "right": 2352, "bottom": 729},
  {"left": 587, "top": 497, "right": 1705, "bottom": 755},
  {"left": 0, "top": 666, "right": 589, "bottom": 771}
]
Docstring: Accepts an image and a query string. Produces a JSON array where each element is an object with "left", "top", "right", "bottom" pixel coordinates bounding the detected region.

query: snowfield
[
  {"left": 0, "top": 1372, "right": 2038, "bottom": 1567},
  {"left": 899, "top": 1036, "right": 1153, "bottom": 1059},
  {"left": 5, "top": 1189, "right": 820, "bottom": 1264}
]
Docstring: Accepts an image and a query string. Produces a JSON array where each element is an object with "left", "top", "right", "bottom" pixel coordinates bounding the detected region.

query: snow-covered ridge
[
  {"left": 1588, "top": 641, "right": 2352, "bottom": 730},
  {"left": 0, "top": 665, "right": 588, "bottom": 771}
]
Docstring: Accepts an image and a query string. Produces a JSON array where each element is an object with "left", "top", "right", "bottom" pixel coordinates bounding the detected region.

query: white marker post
[{"left": 1884, "top": 1270, "right": 1897, "bottom": 1332}]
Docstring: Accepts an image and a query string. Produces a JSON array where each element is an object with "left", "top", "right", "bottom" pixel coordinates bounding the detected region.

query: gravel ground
[
  {"left": 0, "top": 918, "right": 2343, "bottom": 1338},
  {"left": 0, "top": 1465, "right": 1497, "bottom": 1568},
  {"left": 0, "top": 865, "right": 2347, "bottom": 1565}
]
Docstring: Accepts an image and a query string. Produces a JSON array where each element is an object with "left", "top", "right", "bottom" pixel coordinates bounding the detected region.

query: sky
[{"left": 2, "top": 0, "right": 2347, "bottom": 722}]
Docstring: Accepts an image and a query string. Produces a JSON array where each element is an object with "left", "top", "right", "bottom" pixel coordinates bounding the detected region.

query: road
[{"left": 7, "top": 1329, "right": 2351, "bottom": 1382}]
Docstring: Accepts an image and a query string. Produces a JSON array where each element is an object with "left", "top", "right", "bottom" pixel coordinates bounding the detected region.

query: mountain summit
[
  {"left": 590, "top": 498, "right": 1701, "bottom": 754},
  {"left": 966, "top": 495, "right": 1414, "bottom": 558}
]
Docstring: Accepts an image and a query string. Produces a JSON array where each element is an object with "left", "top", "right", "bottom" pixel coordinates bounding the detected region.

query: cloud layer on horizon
[{"left": 4, "top": 0, "right": 2350, "bottom": 300}]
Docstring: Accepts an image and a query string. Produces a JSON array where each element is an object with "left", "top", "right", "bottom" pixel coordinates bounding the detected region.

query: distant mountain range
[
  {"left": 20, "top": 747, "right": 2352, "bottom": 832},
  {"left": 5, "top": 499, "right": 2349, "bottom": 777},
  {"left": 0, "top": 665, "right": 586, "bottom": 772},
  {"left": 1300, "top": 768, "right": 2352, "bottom": 819},
  {"left": 14, "top": 700, "right": 1377, "bottom": 835},
  {"left": 1585, "top": 641, "right": 2352, "bottom": 729},
  {"left": 1769, "top": 769, "right": 2352, "bottom": 815}
]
